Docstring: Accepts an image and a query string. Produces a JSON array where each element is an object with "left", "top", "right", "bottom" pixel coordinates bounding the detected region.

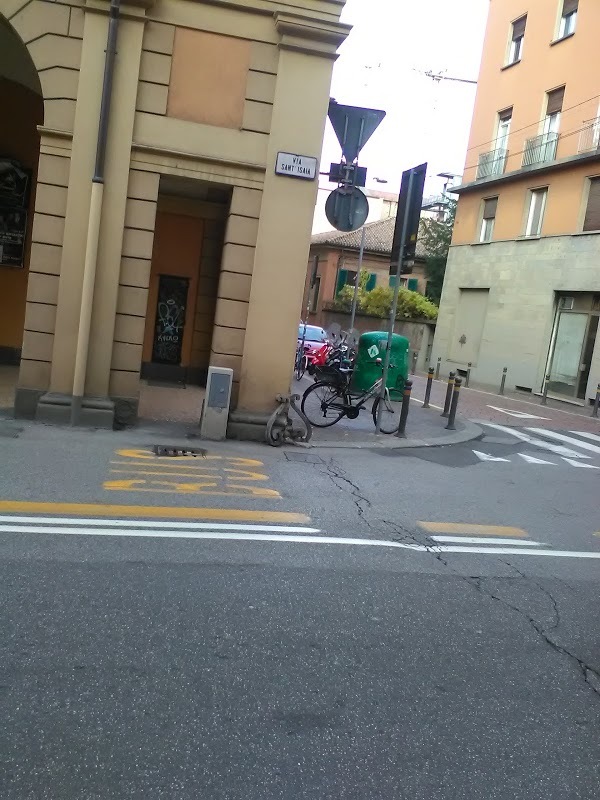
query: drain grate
[
  {"left": 152, "top": 445, "right": 207, "bottom": 458},
  {"left": 284, "top": 452, "right": 324, "bottom": 464}
]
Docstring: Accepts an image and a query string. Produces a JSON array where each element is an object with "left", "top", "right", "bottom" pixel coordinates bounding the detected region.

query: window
[
  {"left": 407, "top": 278, "right": 419, "bottom": 292},
  {"left": 559, "top": 0, "right": 578, "bottom": 38},
  {"left": 480, "top": 197, "right": 498, "bottom": 242},
  {"left": 308, "top": 276, "right": 320, "bottom": 313},
  {"left": 583, "top": 178, "right": 600, "bottom": 232},
  {"left": 496, "top": 109, "right": 512, "bottom": 151},
  {"left": 525, "top": 188, "right": 548, "bottom": 236},
  {"left": 544, "top": 86, "right": 565, "bottom": 135},
  {"left": 508, "top": 16, "right": 527, "bottom": 64}
]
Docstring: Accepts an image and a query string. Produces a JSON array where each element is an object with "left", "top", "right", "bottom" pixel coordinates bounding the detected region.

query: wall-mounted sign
[
  {"left": 275, "top": 152, "right": 317, "bottom": 181},
  {"left": 0, "top": 158, "right": 31, "bottom": 268},
  {"left": 152, "top": 275, "right": 189, "bottom": 365}
]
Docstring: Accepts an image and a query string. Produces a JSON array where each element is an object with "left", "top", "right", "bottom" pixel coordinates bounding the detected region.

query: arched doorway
[{"left": 0, "top": 15, "right": 43, "bottom": 408}]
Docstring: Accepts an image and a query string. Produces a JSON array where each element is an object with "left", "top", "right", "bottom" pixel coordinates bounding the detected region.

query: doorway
[{"left": 546, "top": 294, "right": 599, "bottom": 402}]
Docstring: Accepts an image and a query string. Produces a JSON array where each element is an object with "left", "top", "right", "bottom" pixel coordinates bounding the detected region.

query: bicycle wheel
[
  {"left": 372, "top": 391, "right": 403, "bottom": 434},
  {"left": 295, "top": 353, "right": 307, "bottom": 381},
  {"left": 301, "top": 381, "right": 346, "bottom": 428}
]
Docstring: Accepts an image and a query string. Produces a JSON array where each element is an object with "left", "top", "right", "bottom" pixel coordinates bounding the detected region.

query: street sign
[
  {"left": 275, "top": 152, "right": 317, "bottom": 180},
  {"left": 325, "top": 187, "right": 369, "bottom": 232},
  {"left": 328, "top": 163, "right": 367, "bottom": 187},
  {"left": 390, "top": 162, "right": 427, "bottom": 275},
  {"left": 327, "top": 102, "right": 386, "bottom": 164}
]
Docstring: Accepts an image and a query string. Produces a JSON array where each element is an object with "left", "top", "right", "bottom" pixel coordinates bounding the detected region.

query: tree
[
  {"left": 333, "top": 270, "right": 438, "bottom": 321},
  {"left": 419, "top": 198, "right": 457, "bottom": 305}
]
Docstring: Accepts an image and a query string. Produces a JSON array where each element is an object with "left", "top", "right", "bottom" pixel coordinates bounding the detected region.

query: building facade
[
  {"left": 0, "top": 0, "right": 349, "bottom": 429},
  {"left": 433, "top": 0, "right": 600, "bottom": 404}
]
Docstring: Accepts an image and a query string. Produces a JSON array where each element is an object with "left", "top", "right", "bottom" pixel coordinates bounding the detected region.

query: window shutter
[
  {"left": 336, "top": 268, "right": 348, "bottom": 295},
  {"left": 546, "top": 87, "right": 565, "bottom": 115},
  {"left": 366, "top": 273, "right": 376, "bottom": 291},
  {"left": 389, "top": 275, "right": 396, "bottom": 288},
  {"left": 583, "top": 179, "right": 600, "bottom": 232},
  {"left": 512, "top": 16, "right": 527, "bottom": 39},
  {"left": 498, "top": 108, "right": 512, "bottom": 122},
  {"left": 483, "top": 197, "right": 498, "bottom": 219},
  {"left": 407, "top": 278, "right": 419, "bottom": 292},
  {"left": 563, "top": 0, "right": 578, "bottom": 15}
]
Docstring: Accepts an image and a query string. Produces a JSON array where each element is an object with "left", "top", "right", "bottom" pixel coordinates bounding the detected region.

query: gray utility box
[{"left": 200, "top": 367, "right": 233, "bottom": 441}]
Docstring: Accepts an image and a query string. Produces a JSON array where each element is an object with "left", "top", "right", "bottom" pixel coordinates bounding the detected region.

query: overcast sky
[{"left": 320, "top": 0, "right": 489, "bottom": 198}]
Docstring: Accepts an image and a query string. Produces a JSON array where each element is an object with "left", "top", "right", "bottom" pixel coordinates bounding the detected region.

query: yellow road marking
[
  {"left": 103, "top": 481, "right": 281, "bottom": 497},
  {"left": 0, "top": 501, "right": 308, "bottom": 523},
  {"left": 115, "top": 449, "right": 264, "bottom": 466},
  {"left": 418, "top": 522, "right": 528, "bottom": 538},
  {"left": 111, "top": 469, "right": 223, "bottom": 479},
  {"left": 111, "top": 461, "right": 220, "bottom": 471}
]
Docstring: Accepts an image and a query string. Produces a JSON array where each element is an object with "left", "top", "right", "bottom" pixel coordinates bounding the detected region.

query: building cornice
[{"left": 275, "top": 11, "right": 351, "bottom": 59}]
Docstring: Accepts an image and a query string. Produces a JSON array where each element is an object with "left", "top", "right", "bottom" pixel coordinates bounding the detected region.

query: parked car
[{"left": 297, "top": 323, "right": 329, "bottom": 363}]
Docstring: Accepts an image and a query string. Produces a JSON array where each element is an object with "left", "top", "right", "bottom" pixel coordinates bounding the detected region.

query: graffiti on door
[{"left": 152, "top": 275, "right": 189, "bottom": 365}]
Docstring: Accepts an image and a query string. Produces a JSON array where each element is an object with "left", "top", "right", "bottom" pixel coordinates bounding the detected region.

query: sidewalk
[{"left": 291, "top": 376, "right": 482, "bottom": 450}]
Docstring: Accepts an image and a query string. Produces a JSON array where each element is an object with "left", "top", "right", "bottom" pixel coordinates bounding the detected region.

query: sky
[{"left": 319, "top": 0, "right": 489, "bottom": 199}]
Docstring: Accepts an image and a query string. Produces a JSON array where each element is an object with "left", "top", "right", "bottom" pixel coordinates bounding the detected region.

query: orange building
[{"left": 433, "top": 0, "right": 600, "bottom": 404}]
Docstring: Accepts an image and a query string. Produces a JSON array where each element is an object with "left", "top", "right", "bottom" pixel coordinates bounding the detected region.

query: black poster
[
  {"left": 152, "top": 275, "right": 189, "bottom": 365},
  {"left": 0, "top": 158, "right": 31, "bottom": 268}
]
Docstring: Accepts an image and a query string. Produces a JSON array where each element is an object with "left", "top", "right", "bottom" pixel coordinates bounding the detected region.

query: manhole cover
[
  {"left": 284, "top": 452, "right": 324, "bottom": 464},
  {"left": 152, "top": 445, "right": 207, "bottom": 458}
]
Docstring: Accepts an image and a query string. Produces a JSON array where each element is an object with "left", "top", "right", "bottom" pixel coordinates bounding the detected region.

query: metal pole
[
  {"left": 540, "top": 374, "right": 550, "bottom": 405},
  {"left": 592, "top": 383, "right": 600, "bottom": 418},
  {"left": 445, "top": 377, "right": 462, "bottom": 431},
  {"left": 441, "top": 371, "right": 455, "bottom": 418},
  {"left": 376, "top": 169, "right": 415, "bottom": 433},
  {"left": 349, "top": 225, "right": 366, "bottom": 333},
  {"left": 411, "top": 351, "right": 418, "bottom": 375},
  {"left": 423, "top": 367, "right": 434, "bottom": 408},
  {"left": 71, "top": 0, "right": 121, "bottom": 425},
  {"left": 465, "top": 362, "right": 472, "bottom": 388},
  {"left": 435, "top": 357, "right": 441, "bottom": 380},
  {"left": 499, "top": 367, "right": 507, "bottom": 395},
  {"left": 396, "top": 379, "right": 412, "bottom": 438}
]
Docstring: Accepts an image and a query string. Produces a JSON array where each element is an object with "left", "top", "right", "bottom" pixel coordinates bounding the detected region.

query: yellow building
[
  {"left": 434, "top": 0, "right": 600, "bottom": 404},
  {"left": 0, "top": 0, "right": 349, "bottom": 432}
]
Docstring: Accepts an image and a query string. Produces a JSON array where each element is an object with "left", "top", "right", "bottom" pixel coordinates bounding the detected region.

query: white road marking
[
  {"left": 3, "top": 521, "right": 600, "bottom": 559},
  {"left": 430, "top": 536, "right": 544, "bottom": 546},
  {"left": 527, "top": 428, "right": 600, "bottom": 456},
  {"left": 518, "top": 453, "right": 556, "bottom": 465},
  {"left": 487, "top": 406, "right": 550, "bottom": 420},
  {"left": 472, "top": 450, "right": 511, "bottom": 462},
  {"left": 572, "top": 431, "right": 600, "bottom": 444},
  {"left": 561, "top": 458, "right": 600, "bottom": 469},
  {"left": 483, "top": 424, "right": 590, "bottom": 458}
]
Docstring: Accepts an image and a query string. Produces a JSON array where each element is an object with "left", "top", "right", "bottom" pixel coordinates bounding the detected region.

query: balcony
[
  {"left": 476, "top": 148, "right": 508, "bottom": 180},
  {"left": 522, "top": 132, "right": 559, "bottom": 167},
  {"left": 578, "top": 118, "right": 600, "bottom": 153}
]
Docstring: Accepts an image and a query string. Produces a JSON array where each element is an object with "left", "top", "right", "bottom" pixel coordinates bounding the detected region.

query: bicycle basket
[{"left": 314, "top": 364, "right": 350, "bottom": 384}]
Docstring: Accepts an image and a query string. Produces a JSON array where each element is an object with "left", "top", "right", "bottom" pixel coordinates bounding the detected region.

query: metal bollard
[
  {"left": 411, "top": 351, "right": 418, "bottom": 375},
  {"left": 592, "top": 383, "right": 600, "bottom": 418},
  {"left": 499, "top": 367, "right": 507, "bottom": 396},
  {"left": 445, "top": 377, "right": 462, "bottom": 431},
  {"left": 465, "top": 362, "right": 472, "bottom": 388},
  {"left": 435, "top": 357, "right": 441, "bottom": 380},
  {"left": 441, "top": 371, "right": 456, "bottom": 418},
  {"left": 540, "top": 374, "right": 550, "bottom": 405},
  {"left": 396, "top": 379, "right": 413, "bottom": 438},
  {"left": 422, "top": 367, "right": 435, "bottom": 409}
]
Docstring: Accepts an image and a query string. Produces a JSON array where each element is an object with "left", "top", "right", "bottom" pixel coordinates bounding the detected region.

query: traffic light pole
[{"left": 375, "top": 169, "right": 415, "bottom": 434}]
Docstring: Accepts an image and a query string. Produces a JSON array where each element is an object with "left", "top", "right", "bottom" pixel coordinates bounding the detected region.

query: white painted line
[
  {"left": 430, "top": 536, "right": 544, "bottom": 546},
  {"left": 487, "top": 405, "right": 550, "bottom": 420},
  {"left": 518, "top": 453, "right": 556, "bottom": 465},
  {"left": 561, "top": 458, "right": 600, "bottom": 469},
  {"left": 436, "top": 546, "right": 600, "bottom": 559},
  {"left": 472, "top": 450, "right": 511, "bottom": 463},
  {"left": 527, "top": 428, "right": 600, "bottom": 455},
  {"left": 483, "top": 424, "right": 591, "bottom": 458},
  {"left": 572, "top": 431, "right": 600, "bottom": 444},
  {"left": 0, "top": 516, "right": 319, "bottom": 534}
]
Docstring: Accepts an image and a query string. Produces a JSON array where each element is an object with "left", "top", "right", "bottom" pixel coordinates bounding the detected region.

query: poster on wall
[
  {"left": 152, "top": 275, "right": 189, "bottom": 365},
  {"left": 0, "top": 207, "right": 27, "bottom": 267},
  {"left": 0, "top": 159, "right": 30, "bottom": 208}
]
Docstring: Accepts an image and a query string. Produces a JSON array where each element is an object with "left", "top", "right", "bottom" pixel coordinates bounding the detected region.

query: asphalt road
[{"left": 2, "top": 420, "right": 600, "bottom": 798}]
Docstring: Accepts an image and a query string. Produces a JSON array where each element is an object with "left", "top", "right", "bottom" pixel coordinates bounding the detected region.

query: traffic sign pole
[
  {"left": 376, "top": 169, "right": 415, "bottom": 434},
  {"left": 349, "top": 225, "right": 366, "bottom": 333}
]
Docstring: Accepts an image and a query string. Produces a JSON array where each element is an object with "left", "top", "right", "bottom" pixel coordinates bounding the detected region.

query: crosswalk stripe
[
  {"left": 430, "top": 536, "right": 543, "bottom": 546},
  {"left": 527, "top": 428, "right": 600, "bottom": 455},
  {"left": 572, "top": 431, "right": 600, "bottom": 444},
  {"left": 483, "top": 424, "right": 590, "bottom": 458}
]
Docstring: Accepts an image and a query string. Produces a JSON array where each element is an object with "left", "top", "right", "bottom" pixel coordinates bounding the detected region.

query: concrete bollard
[
  {"left": 441, "top": 371, "right": 456, "bottom": 418},
  {"left": 540, "top": 374, "right": 550, "bottom": 406},
  {"left": 445, "top": 377, "right": 462, "bottom": 431},
  {"left": 499, "top": 367, "right": 507, "bottom": 396},
  {"left": 435, "top": 357, "right": 441, "bottom": 381},
  {"left": 465, "top": 362, "right": 472, "bottom": 388},
  {"left": 423, "top": 367, "right": 435, "bottom": 409},
  {"left": 592, "top": 383, "right": 600, "bottom": 418},
  {"left": 396, "top": 379, "right": 413, "bottom": 438}
]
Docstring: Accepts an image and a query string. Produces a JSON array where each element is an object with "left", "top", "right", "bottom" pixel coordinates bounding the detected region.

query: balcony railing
[
  {"left": 522, "top": 132, "right": 559, "bottom": 167},
  {"left": 578, "top": 117, "right": 600, "bottom": 153},
  {"left": 476, "top": 148, "right": 508, "bottom": 180}
]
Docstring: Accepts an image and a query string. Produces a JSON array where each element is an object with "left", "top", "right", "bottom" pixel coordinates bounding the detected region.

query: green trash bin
[{"left": 350, "top": 331, "right": 409, "bottom": 397}]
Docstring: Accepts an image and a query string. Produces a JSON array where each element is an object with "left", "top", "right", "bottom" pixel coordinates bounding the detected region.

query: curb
[{"left": 305, "top": 419, "right": 483, "bottom": 451}]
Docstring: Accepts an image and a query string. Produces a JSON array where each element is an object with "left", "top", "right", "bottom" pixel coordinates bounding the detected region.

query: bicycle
[
  {"left": 294, "top": 342, "right": 308, "bottom": 380},
  {"left": 300, "top": 359, "right": 404, "bottom": 434}
]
